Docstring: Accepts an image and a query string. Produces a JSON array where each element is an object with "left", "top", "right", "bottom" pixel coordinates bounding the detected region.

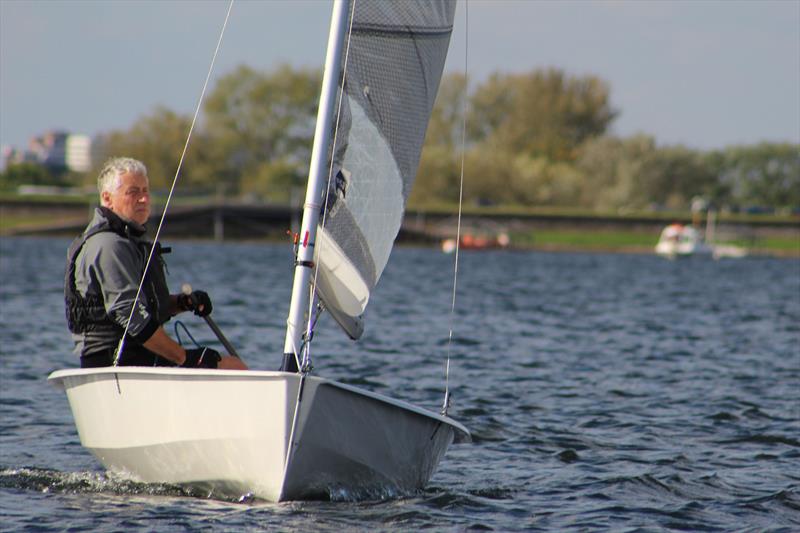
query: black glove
[
  {"left": 179, "top": 290, "right": 213, "bottom": 317},
  {"left": 183, "top": 347, "right": 221, "bottom": 369}
]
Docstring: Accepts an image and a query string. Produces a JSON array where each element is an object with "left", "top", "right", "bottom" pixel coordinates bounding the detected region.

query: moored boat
[{"left": 655, "top": 223, "right": 713, "bottom": 258}]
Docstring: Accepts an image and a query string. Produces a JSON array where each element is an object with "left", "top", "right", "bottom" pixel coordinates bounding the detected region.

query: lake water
[{"left": 1, "top": 236, "right": 798, "bottom": 531}]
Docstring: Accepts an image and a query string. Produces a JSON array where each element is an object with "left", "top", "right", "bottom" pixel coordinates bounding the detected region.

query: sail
[{"left": 314, "top": 0, "right": 457, "bottom": 339}]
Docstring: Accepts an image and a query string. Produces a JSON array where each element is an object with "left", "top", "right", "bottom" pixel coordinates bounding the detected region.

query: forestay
[{"left": 315, "top": 0, "right": 457, "bottom": 339}]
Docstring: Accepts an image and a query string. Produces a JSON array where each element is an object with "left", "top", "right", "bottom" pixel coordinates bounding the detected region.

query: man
[{"left": 65, "top": 157, "right": 247, "bottom": 370}]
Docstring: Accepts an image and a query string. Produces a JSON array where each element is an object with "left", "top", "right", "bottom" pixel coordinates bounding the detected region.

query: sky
[{"left": 1, "top": 0, "right": 798, "bottom": 153}]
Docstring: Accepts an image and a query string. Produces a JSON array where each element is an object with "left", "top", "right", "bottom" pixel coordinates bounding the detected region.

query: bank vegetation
[{"left": 2, "top": 65, "right": 798, "bottom": 215}]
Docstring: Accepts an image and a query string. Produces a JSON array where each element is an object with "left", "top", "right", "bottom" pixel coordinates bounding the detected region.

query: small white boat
[
  {"left": 48, "top": 368, "right": 468, "bottom": 501},
  {"left": 49, "top": 0, "right": 469, "bottom": 501},
  {"left": 656, "top": 209, "right": 749, "bottom": 260},
  {"left": 655, "top": 223, "right": 713, "bottom": 258}
]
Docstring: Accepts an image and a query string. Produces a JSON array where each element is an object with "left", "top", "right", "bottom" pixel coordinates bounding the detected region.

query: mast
[{"left": 282, "top": 0, "right": 351, "bottom": 371}]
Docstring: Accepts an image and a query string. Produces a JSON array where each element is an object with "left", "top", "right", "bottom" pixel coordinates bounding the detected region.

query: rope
[
  {"left": 443, "top": 1, "right": 469, "bottom": 415},
  {"left": 300, "top": 0, "right": 357, "bottom": 372},
  {"left": 173, "top": 320, "right": 201, "bottom": 349},
  {"left": 113, "top": 0, "right": 235, "bottom": 365}
]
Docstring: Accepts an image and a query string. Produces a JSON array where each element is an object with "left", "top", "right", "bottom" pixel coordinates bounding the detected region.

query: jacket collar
[{"left": 95, "top": 206, "right": 147, "bottom": 239}]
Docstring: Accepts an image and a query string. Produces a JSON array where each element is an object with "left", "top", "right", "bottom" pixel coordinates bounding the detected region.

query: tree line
[{"left": 3, "top": 64, "right": 798, "bottom": 211}]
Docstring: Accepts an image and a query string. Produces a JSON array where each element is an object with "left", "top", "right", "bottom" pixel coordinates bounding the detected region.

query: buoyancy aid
[{"left": 64, "top": 207, "right": 172, "bottom": 355}]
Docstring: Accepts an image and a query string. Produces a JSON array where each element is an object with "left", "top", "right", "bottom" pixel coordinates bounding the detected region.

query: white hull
[
  {"left": 48, "top": 368, "right": 469, "bottom": 501},
  {"left": 655, "top": 224, "right": 714, "bottom": 259},
  {"left": 711, "top": 244, "right": 748, "bottom": 259},
  {"left": 655, "top": 240, "right": 714, "bottom": 259}
]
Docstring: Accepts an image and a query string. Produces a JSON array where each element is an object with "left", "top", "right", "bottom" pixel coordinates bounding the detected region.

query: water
[{"left": 1, "top": 236, "right": 798, "bottom": 531}]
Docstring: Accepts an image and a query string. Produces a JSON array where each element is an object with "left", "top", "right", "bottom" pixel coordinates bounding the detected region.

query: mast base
[{"left": 280, "top": 353, "right": 300, "bottom": 373}]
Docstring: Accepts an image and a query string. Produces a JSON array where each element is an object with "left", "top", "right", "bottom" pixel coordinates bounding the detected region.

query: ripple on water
[{"left": 2, "top": 241, "right": 799, "bottom": 531}]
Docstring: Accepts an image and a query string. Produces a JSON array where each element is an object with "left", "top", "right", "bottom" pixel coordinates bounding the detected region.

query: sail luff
[
  {"left": 314, "top": 0, "right": 457, "bottom": 340},
  {"left": 282, "top": 0, "right": 352, "bottom": 365}
]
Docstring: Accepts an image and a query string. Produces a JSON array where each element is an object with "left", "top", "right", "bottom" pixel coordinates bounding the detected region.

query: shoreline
[
  {"left": 5, "top": 232, "right": 797, "bottom": 259},
  {"left": 2, "top": 200, "right": 797, "bottom": 258}
]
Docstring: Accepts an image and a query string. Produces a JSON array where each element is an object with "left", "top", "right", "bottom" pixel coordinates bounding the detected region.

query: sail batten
[{"left": 314, "top": 0, "right": 457, "bottom": 340}]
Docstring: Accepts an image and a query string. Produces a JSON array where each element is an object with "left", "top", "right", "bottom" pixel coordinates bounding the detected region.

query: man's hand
[
  {"left": 183, "top": 347, "right": 221, "bottom": 368},
  {"left": 179, "top": 290, "right": 213, "bottom": 317}
]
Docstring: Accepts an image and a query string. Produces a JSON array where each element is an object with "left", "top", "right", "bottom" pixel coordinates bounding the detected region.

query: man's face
[{"left": 102, "top": 171, "right": 151, "bottom": 226}]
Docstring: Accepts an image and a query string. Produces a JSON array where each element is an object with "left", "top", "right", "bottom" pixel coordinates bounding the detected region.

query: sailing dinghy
[{"left": 49, "top": 0, "right": 469, "bottom": 502}]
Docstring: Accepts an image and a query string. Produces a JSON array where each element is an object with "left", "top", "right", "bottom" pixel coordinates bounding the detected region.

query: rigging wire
[
  {"left": 113, "top": 0, "right": 235, "bottom": 365},
  {"left": 443, "top": 0, "right": 469, "bottom": 415},
  {"left": 299, "top": 0, "right": 357, "bottom": 372}
]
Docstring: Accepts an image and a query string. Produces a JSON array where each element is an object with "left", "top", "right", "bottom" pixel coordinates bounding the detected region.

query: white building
[
  {"left": 8, "top": 130, "right": 93, "bottom": 172},
  {"left": 65, "top": 135, "right": 91, "bottom": 172}
]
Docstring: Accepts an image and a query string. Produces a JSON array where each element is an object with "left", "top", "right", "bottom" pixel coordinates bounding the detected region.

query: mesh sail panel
[{"left": 315, "top": 0, "right": 456, "bottom": 339}]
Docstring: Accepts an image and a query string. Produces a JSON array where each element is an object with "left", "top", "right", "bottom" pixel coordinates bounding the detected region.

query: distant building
[
  {"left": 66, "top": 135, "right": 91, "bottom": 172},
  {"left": 4, "top": 130, "right": 93, "bottom": 173},
  {"left": 2, "top": 145, "right": 37, "bottom": 167},
  {"left": 1, "top": 146, "right": 14, "bottom": 170},
  {"left": 29, "top": 130, "right": 68, "bottom": 171}
]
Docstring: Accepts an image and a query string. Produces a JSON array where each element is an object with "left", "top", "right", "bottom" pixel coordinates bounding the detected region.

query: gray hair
[{"left": 97, "top": 157, "right": 148, "bottom": 195}]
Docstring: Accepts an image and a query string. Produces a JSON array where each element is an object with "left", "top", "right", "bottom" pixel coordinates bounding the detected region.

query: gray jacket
[{"left": 67, "top": 207, "right": 171, "bottom": 357}]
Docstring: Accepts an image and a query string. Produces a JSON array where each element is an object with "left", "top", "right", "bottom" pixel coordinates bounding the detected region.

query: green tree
[
  {"left": 424, "top": 73, "right": 468, "bottom": 150},
  {"left": 239, "top": 158, "right": 304, "bottom": 202},
  {"left": 712, "top": 143, "right": 800, "bottom": 208},
  {"left": 575, "top": 135, "right": 648, "bottom": 210},
  {"left": 469, "top": 68, "right": 617, "bottom": 162},
  {"left": 93, "top": 106, "right": 216, "bottom": 192},
  {"left": 636, "top": 145, "right": 718, "bottom": 209},
  {"left": 0, "top": 163, "right": 57, "bottom": 191},
  {"left": 416, "top": 69, "right": 616, "bottom": 207},
  {"left": 413, "top": 73, "right": 468, "bottom": 205},
  {"left": 202, "top": 64, "right": 321, "bottom": 197},
  {"left": 460, "top": 144, "right": 584, "bottom": 207},
  {"left": 576, "top": 135, "right": 726, "bottom": 211},
  {"left": 412, "top": 145, "right": 462, "bottom": 205},
  {"left": 418, "top": 67, "right": 618, "bottom": 208}
]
